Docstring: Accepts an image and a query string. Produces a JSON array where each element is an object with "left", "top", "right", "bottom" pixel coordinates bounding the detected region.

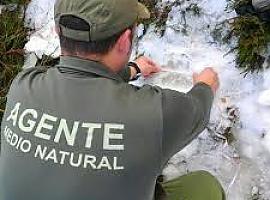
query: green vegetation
[
  {"left": 37, "top": 55, "right": 59, "bottom": 67},
  {"left": 0, "top": 0, "right": 28, "bottom": 123},
  {"left": 139, "top": 0, "right": 169, "bottom": 35},
  {"left": 225, "top": 0, "right": 270, "bottom": 74},
  {"left": 186, "top": 3, "right": 202, "bottom": 17},
  {"left": 1, "top": 0, "right": 29, "bottom": 5},
  {"left": 140, "top": 0, "right": 202, "bottom": 36}
]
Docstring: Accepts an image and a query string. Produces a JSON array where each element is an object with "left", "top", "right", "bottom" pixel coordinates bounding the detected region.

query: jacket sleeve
[
  {"left": 118, "top": 66, "right": 131, "bottom": 82},
  {"left": 161, "top": 83, "right": 214, "bottom": 165}
]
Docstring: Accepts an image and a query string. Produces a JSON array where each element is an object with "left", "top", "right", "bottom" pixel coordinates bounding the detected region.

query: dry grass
[{"left": 0, "top": 1, "right": 28, "bottom": 123}]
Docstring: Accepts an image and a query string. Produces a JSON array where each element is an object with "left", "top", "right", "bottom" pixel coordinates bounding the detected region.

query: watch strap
[{"left": 128, "top": 61, "right": 141, "bottom": 74}]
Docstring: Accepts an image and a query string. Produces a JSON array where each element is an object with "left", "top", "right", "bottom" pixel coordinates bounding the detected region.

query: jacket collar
[{"left": 57, "top": 56, "right": 123, "bottom": 82}]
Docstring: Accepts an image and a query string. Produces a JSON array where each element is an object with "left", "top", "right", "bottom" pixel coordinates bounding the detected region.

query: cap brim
[{"left": 138, "top": 2, "right": 150, "bottom": 19}]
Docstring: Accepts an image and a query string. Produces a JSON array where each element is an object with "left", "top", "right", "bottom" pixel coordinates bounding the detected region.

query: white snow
[
  {"left": 24, "top": 20, "right": 60, "bottom": 58},
  {"left": 259, "top": 90, "right": 270, "bottom": 106},
  {"left": 24, "top": 0, "right": 270, "bottom": 199},
  {"left": 24, "top": 0, "right": 60, "bottom": 58}
]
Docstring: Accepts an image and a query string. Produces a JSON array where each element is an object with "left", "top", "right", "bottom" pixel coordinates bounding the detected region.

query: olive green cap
[{"left": 54, "top": 0, "right": 150, "bottom": 42}]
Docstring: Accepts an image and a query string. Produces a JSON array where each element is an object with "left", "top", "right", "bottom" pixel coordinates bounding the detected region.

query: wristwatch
[{"left": 128, "top": 61, "right": 142, "bottom": 81}]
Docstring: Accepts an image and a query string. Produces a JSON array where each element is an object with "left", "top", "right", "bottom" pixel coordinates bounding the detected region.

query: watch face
[{"left": 134, "top": 73, "right": 142, "bottom": 80}]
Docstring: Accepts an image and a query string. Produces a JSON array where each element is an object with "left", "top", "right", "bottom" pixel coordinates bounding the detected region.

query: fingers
[
  {"left": 153, "top": 65, "right": 161, "bottom": 73},
  {"left": 135, "top": 56, "right": 161, "bottom": 76},
  {"left": 193, "top": 72, "right": 199, "bottom": 79},
  {"left": 149, "top": 59, "right": 161, "bottom": 73},
  {"left": 193, "top": 67, "right": 220, "bottom": 94},
  {"left": 144, "top": 57, "right": 155, "bottom": 65},
  {"left": 142, "top": 56, "right": 161, "bottom": 70}
]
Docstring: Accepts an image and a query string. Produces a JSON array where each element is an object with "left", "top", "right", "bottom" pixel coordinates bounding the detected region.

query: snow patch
[
  {"left": 258, "top": 90, "right": 270, "bottom": 106},
  {"left": 24, "top": 0, "right": 59, "bottom": 58}
]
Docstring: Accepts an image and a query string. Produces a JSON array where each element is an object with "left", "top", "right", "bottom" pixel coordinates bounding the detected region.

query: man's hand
[
  {"left": 193, "top": 67, "right": 220, "bottom": 94},
  {"left": 131, "top": 56, "right": 161, "bottom": 78}
]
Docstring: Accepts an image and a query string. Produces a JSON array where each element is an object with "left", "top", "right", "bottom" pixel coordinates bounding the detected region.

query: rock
[
  {"left": 5, "top": 4, "right": 17, "bottom": 11},
  {"left": 252, "top": 0, "right": 270, "bottom": 12}
]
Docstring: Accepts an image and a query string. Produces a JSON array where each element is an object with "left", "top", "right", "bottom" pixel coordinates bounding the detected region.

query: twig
[
  {"left": 0, "top": 59, "right": 7, "bottom": 68},
  {"left": 5, "top": 49, "right": 25, "bottom": 56},
  {"left": 226, "top": 163, "right": 241, "bottom": 196}
]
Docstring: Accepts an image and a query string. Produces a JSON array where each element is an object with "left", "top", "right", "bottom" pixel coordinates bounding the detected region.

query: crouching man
[{"left": 0, "top": 0, "right": 225, "bottom": 199}]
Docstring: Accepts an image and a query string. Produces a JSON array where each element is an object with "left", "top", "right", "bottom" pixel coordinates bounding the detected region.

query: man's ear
[
  {"left": 115, "top": 29, "right": 132, "bottom": 55},
  {"left": 55, "top": 26, "right": 60, "bottom": 35}
]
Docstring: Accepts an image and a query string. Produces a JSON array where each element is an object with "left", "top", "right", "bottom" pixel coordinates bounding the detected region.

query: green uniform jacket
[{"left": 0, "top": 56, "right": 213, "bottom": 200}]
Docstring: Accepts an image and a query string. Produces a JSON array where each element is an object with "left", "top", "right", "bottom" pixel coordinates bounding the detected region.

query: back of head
[{"left": 54, "top": 0, "right": 150, "bottom": 55}]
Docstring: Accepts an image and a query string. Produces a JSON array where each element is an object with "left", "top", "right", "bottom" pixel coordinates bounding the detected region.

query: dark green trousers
[{"left": 155, "top": 171, "right": 226, "bottom": 200}]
